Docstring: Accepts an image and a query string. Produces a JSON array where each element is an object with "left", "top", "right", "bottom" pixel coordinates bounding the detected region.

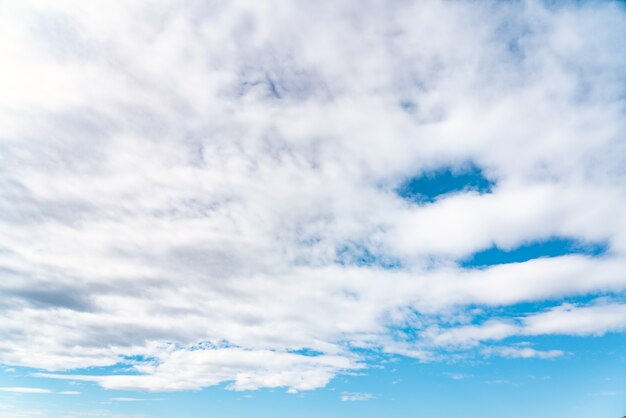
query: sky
[{"left": 0, "top": 0, "right": 626, "bottom": 417}]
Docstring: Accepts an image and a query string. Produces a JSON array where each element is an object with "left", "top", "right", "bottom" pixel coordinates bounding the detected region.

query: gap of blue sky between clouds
[
  {"left": 461, "top": 237, "right": 608, "bottom": 268},
  {"left": 396, "top": 164, "right": 607, "bottom": 268},
  {"left": 396, "top": 164, "right": 495, "bottom": 204}
]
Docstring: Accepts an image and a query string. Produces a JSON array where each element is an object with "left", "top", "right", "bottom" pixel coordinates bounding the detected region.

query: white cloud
[
  {"left": 482, "top": 346, "right": 564, "bottom": 360},
  {"left": 0, "top": 387, "right": 53, "bottom": 394},
  {"left": 0, "top": 387, "right": 78, "bottom": 395},
  {"left": 444, "top": 373, "right": 470, "bottom": 380},
  {"left": 0, "top": 0, "right": 625, "bottom": 393},
  {"left": 422, "top": 320, "right": 519, "bottom": 348},
  {"left": 523, "top": 302, "right": 626, "bottom": 336},
  {"left": 36, "top": 347, "right": 358, "bottom": 393},
  {"left": 340, "top": 392, "right": 374, "bottom": 402},
  {"left": 420, "top": 301, "right": 626, "bottom": 352}
]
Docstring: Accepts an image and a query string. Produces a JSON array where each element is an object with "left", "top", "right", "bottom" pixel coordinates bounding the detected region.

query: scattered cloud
[
  {"left": 482, "top": 346, "right": 564, "bottom": 360},
  {"left": 36, "top": 347, "right": 358, "bottom": 392},
  {"left": 418, "top": 301, "right": 626, "bottom": 352},
  {"left": 0, "top": 387, "right": 78, "bottom": 395},
  {"left": 445, "top": 373, "right": 470, "bottom": 380},
  {"left": 340, "top": 392, "right": 374, "bottom": 402},
  {"left": 0, "top": 387, "right": 53, "bottom": 394}
]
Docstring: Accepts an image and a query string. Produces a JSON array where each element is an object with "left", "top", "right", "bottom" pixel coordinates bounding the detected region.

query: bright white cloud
[
  {"left": 523, "top": 302, "right": 626, "bottom": 336},
  {"left": 0, "top": 387, "right": 53, "bottom": 394},
  {"left": 36, "top": 347, "right": 359, "bottom": 392},
  {"left": 0, "top": 387, "right": 78, "bottom": 395},
  {"left": 1, "top": 0, "right": 626, "bottom": 392}
]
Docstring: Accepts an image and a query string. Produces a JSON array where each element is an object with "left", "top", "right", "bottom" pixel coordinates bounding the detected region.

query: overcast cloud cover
[{"left": 1, "top": 0, "right": 626, "bottom": 397}]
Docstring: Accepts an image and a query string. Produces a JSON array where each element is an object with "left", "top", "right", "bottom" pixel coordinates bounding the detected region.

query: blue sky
[{"left": 1, "top": 0, "right": 626, "bottom": 417}]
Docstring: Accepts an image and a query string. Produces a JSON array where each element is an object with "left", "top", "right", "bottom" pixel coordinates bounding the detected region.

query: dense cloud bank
[{"left": 1, "top": 0, "right": 626, "bottom": 392}]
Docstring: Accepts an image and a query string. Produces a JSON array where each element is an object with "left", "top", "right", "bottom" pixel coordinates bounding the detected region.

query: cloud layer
[{"left": 1, "top": 0, "right": 626, "bottom": 392}]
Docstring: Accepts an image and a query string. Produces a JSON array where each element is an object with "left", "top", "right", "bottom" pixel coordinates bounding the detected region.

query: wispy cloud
[
  {"left": 340, "top": 392, "right": 374, "bottom": 402},
  {"left": 0, "top": 387, "right": 79, "bottom": 395},
  {"left": 0, "top": 387, "right": 53, "bottom": 394},
  {"left": 418, "top": 301, "right": 626, "bottom": 352},
  {"left": 445, "top": 373, "right": 470, "bottom": 380},
  {"left": 482, "top": 346, "right": 564, "bottom": 360}
]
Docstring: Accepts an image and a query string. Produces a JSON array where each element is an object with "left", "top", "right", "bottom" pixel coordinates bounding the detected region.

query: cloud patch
[
  {"left": 340, "top": 392, "right": 374, "bottom": 402},
  {"left": 0, "top": 387, "right": 79, "bottom": 395}
]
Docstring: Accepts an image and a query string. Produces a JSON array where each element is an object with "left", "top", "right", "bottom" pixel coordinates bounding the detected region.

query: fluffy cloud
[
  {"left": 37, "top": 347, "right": 358, "bottom": 392},
  {"left": 1, "top": 0, "right": 626, "bottom": 392}
]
